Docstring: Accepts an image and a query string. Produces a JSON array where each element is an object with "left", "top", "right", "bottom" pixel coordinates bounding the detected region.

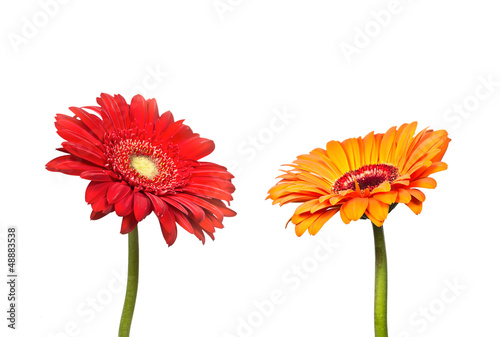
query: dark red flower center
[
  {"left": 104, "top": 130, "right": 190, "bottom": 194},
  {"left": 332, "top": 164, "right": 399, "bottom": 193}
]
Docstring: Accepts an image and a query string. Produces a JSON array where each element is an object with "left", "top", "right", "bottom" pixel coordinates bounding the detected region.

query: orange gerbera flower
[{"left": 267, "top": 122, "right": 450, "bottom": 236}]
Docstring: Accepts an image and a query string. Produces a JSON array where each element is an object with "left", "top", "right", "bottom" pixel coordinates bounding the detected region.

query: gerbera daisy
[
  {"left": 267, "top": 121, "right": 450, "bottom": 337},
  {"left": 46, "top": 93, "right": 236, "bottom": 246},
  {"left": 46, "top": 93, "right": 236, "bottom": 337},
  {"left": 267, "top": 121, "right": 450, "bottom": 235}
]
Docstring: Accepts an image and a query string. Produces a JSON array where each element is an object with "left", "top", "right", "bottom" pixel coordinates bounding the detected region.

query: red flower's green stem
[
  {"left": 372, "top": 223, "right": 388, "bottom": 337},
  {"left": 119, "top": 227, "right": 139, "bottom": 337}
]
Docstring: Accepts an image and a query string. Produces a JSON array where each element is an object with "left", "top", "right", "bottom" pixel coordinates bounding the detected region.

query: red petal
[
  {"left": 175, "top": 194, "right": 224, "bottom": 221},
  {"left": 199, "top": 214, "right": 215, "bottom": 233},
  {"left": 190, "top": 221, "right": 206, "bottom": 244},
  {"left": 113, "top": 94, "right": 131, "bottom": 128},
  {"left": 180, "top": 184, "right": 234, "bottom": 201},
  {"left": 172, "top": 210, "right": 194, "bottom": 234},
  {"left": 85, "top": 181, "right": 112, "bottom": 204},
  {"left": 115, "top": 192, "right": 134, "bottom": 217},
  {"left": 133, "top": 191, "right": 153, "bottom": 222},
  {"left": 121, "top": 214, "right": 138, "bottom": 234},
  {"left": 159, "top": 208, "right": 177, "bottom": 246},
  {"left": 146, "top": 98, "right": 159, "bottom": 125},
  {"left": 161, "top": 197, "right": 188, "bottom": 215},
  {"left": 80, "top": 170, "right": 114, "bottom": 182},
  {"left": 190, "top": 177, "right": 235, "bottom": 194},
  {"left": 168, "top": 195, "right": 205, "bottom": 222},
  {"left": 107, "top": 183, "right": 132, "bottom": 204},
  {"left": 145, "top": 192, "right": 167, "bottom": 216},
  {"left": 179, "top": 137, "right": 215, "bottom": 160},
  {"left": 157, "top": 120, "right": 187, "bottom": 143},
  {"left": 206, "top": 213, "right": 224, "bottom": 229},
  {"left": 91, "top": 196, "right": 110, "bottom": 212},
  {"left": 46, "top": 155, "right": 100, "bottom": 175},
  {"left": 55, "top": 116, "right": 103, "bottom": 149},
  {"left": 210, "top": 199, "right": 237, "bottom": 217},
  {"left": 62, "top": 142, "right": 106, "bottom": 166},
  {"left": 130, "top": 95, "right": 147, "bottom": 128},
  {"left": 154, "top": 111, "right": 174, "bottom": 137},
  {"left": 90, "top": 206, "right": 114, "bottom": 220},
  {"left": 69, "top": 107, "right": 106, "bottom": 140},
  {"left": 98, "top": 93, "right": 126, "bottom": 130}
]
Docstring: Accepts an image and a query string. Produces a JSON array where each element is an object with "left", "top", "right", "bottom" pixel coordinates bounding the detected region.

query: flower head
[
  {"left": 267, "top": 122, "right": 450, "bottom": 236},
  {"left": 47, "top": 93, "right": 236, "bottom": 246}
]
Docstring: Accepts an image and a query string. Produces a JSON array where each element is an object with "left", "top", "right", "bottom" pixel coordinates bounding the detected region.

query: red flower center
[
  {"left": 333, "top": 164, "right": 399, "bottom": 193},
  {"left": 104, "top": 130, "right": 190, "bottom": 194}
]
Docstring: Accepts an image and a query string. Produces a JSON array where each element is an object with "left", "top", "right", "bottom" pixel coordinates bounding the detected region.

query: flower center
[
  {"left": 104, "top": 129, "right": 190, "bottom": 194},
  {"left": 332, "top": 164, "right": 399, "bottom": 193},
  {"left": 130, "top": 155, "right": 159, "bottom": 180}
]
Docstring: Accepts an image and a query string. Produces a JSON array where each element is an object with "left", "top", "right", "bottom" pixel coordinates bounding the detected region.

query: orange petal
[
  {"left": 367, "top": 198, "right": 389, "bottom": 221},
  {"left": 295, "top": 199, "right": 319, "bottom": 214},
  {"left": 341, "top": 138, "right": 361, "bottom": 170},
  {"left": 344, "top": 197, "right": 369, "bottom": 222},
  {"left": 329, "top": 195, "right": 344, "bottom": 206},
  {"left": 394, "top": 122, "right": 418, "bottom": 168},
  {"left": 309, "top": 208, "right": 340, "bottom": 235},
  {"left": 407, "top": 189, "right": 426, "bottom": 202},
  {"left": 295, "top": 212, "right": 322, "bottom": 236},
  {"left": 396, "top": 189, "right": 412, "bottom": 203},
  {"left": 409, "top": 177, "right": 437, "bottom": 189},
  {"left": 363, "top": 131, "right": 375, "bottom": 165},
  {"left": 406, "top": 196, "right": 423, "bottom": 215},
  {"left": 364, "top": 208, "right": 385, "bottom": 226},
  {"left": 418, "top": 162, "right": 448, "bottom": 178},
  {"left": 371, "top": 181, "right": 391, "bottom": 193},
  {"left": 379, "top": 126, "right": 397, "bottom": 163},
  {"left": 340, "top": 204, "right": 351, "bottom": 224},
  {"left": 326, "top": 140, "right": 350, "bottom": 174},
  {"left": 372, "top": 190, "right": 398, "bottom": 204},
  {"left": 311, "top": 199, "right": 333, "bottom": 213}
]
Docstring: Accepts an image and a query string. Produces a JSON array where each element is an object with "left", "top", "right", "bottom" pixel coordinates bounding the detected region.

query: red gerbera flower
[{"left": 46, "top": 93, "right": 236, "bottom": 246}]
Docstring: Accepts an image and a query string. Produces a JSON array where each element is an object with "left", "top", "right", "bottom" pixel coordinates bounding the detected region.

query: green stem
[
  {"left": 119, "top": 227, "right": 139, "bottom": 337},
  {"left": 372, "top": 223, "right": 388, "bottom": 337}
]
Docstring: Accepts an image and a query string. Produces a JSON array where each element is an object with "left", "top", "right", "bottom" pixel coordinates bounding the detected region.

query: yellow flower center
[{"left": 130, "top": 155, "right": 159, "bottom": 180}]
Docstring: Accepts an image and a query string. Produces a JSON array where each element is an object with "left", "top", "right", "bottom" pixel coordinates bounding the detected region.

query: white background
[{"left": 1, "top": 0, "right": 499, "bottom": 336}]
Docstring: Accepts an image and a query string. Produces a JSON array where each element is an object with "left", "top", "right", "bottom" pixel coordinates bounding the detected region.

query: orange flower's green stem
[
  {"left": 372, "top": 223, "right": 388, "bottom": 337},
  {"left": 119, "top": 227, "right": 139, "bottom": 337}
]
